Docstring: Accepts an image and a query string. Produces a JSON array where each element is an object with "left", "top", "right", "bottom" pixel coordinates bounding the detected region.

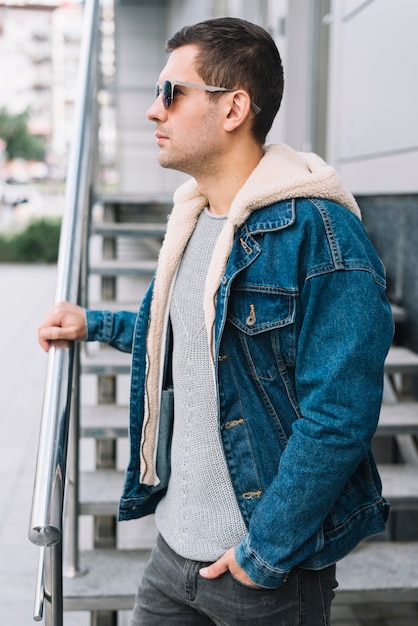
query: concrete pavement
[{"left": 0, "top": 263, "right": 56, "bottom": 625}]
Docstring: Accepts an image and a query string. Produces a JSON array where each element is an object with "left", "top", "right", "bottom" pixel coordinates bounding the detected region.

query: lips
[{"left": 155, "top": 132, "right": 168, "bottom": 145}]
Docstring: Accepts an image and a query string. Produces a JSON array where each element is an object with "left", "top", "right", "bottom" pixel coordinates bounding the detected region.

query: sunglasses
[{"left": 155, "top": 79, "right": 261, "bottom": 115}]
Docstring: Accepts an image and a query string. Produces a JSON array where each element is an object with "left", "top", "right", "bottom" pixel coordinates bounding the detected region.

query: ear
[{"left": 223, "top": 91, "right": 252, "bottom": 132}]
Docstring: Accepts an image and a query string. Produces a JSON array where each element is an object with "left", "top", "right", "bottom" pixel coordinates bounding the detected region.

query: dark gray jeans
[{"left": 131, "top": 535, "right": 337, "bottom": 625}]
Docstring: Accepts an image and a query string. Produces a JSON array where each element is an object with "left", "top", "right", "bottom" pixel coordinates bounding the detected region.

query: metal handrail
[{"left": 28, "top": 0, "right": 100, "bottom": 623}]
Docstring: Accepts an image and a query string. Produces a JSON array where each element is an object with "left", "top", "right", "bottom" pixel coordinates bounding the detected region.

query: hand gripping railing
[{"left": 28, "top": 0, "right": 99, "bottom": 623}]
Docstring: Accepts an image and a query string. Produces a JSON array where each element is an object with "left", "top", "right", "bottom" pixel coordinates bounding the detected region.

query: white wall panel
[
  {"left": 115, "top": 0, "right": 187, "bottom": 196},
  {"left": 327, "top": 0, "right": 418, "bottom": 193}
]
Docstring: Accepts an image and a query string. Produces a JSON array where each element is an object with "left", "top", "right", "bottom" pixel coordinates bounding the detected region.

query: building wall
[
  {"left": 115, "top": 0, "right": 188, "bottom": 196},
  {"left": 0, "top": 2, "right": 83, "bottom": 178},
  {"left": 0, "top": 4, "right": 55, "bottom": 135},
  {"left": 324, "top": 0, "right": 418, "bottom": 351},
  {"left": 327, "top": 0, "right": 418, "bottom": 195},
  {"left": 51, "top": 4, "right": 83, "bottom": 175},
  {"left": 359, "top": 194, "right": 418, "bottom": 355}
]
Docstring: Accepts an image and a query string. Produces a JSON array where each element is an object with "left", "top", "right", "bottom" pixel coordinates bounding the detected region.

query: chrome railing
[{"left": 28, "top": 0, "right": 100, "bottom": 623}]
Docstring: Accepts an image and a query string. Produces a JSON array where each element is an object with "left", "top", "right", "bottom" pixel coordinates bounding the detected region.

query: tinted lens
[
  {"left": 155, "top": 81, "right": 172, "bottom": 109},
  {"left": 162, "top": 80, "right": 172, "bottom": 109}
]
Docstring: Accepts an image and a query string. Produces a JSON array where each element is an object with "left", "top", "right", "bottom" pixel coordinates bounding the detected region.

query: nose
[{"left": 147, "top": 93, "right": 167, "bottom": 122}]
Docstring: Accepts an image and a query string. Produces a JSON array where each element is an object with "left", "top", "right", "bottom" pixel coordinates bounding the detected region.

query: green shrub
[{"left": 0, "top": 217, "right": 61, "bottom": 263}]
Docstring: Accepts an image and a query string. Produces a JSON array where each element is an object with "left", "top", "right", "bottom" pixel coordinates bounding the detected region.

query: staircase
[
  {"left": 60, "top": 197, "right": 418, "bottom": 621},
  {"left": 63, "top": 198, "right": 166, "bottom": 621},
  {"left": 334, "top": 306, "right": 418, "bottom": 606}
]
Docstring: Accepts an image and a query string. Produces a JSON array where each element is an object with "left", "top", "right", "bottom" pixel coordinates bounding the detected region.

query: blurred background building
[{"left": 0, "top": 1, "right": 83, "bottom": 182}]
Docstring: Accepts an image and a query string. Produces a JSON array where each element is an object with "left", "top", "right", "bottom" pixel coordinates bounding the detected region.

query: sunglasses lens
[
  {"left": 162, "top": 81, "right": 172, "bottom": 109},
  {"left": 155, "top": 81, "right": 172, "bottom": 109}
]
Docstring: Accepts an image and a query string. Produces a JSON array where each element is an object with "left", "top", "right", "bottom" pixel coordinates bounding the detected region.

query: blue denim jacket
[{"left": 86, "top": 197, "right": 393, "bottom": 588}]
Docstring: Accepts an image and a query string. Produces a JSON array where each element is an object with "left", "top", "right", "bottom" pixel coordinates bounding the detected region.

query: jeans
[{"left": 131, "top": 535, "right": 338, "bottom": 625}]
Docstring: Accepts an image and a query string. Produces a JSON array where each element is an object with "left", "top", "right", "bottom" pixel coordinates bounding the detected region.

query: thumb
[{"left": 199, "top": 552, "right": 230, "bottom": 580}]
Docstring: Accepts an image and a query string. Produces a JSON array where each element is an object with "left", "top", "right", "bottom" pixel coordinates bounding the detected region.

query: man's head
[{"left": 165, "top": 17, "right": 284, "bottom": 144}]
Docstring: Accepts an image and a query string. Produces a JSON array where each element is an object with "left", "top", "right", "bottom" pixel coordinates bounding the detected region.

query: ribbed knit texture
[
  {"left": 155, "top": 208, "right": 248, "bottom": 561},
  {"left": 140, "top": 145, "right": 361, "bottom": 486}
]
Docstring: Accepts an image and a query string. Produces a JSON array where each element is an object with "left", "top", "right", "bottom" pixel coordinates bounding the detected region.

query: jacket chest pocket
[
  {"left": 227, "top": 289, "right": 297, "bottom": 372},
  {"left": 228, "top": 288, "right": 296, "bottom": 334}
]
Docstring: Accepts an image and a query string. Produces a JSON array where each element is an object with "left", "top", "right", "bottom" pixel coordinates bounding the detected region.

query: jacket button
[
  {"left": 225, "top": 418, "right": 244, "bottom": 429},
  {"left": 242, "top": 490, "right": 262, "bottom": 500},
  {"left": 240, "top": 237, "right": 253, "bottom": 254},
  {"left": 246, "top": 304, "right": 256, "bottom": 326}
]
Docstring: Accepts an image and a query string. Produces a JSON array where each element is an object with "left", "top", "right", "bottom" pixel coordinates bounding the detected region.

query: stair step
[
  {"left": 79, "top": 401, "right": 418, "bottom": 439},
  {"left": 100, "top": 194, "right": 172, "bottom": 208},
  {"left": 78, "top": 463, "right": 418, "bottom": 517},
  {"left": 378, "top": 464, "right": 418, "bottom": 509},
  {"left": 63, "top": 548, "right": 150, "bottom": 611},
  {"left": 390, "top": 303, "right": 407, "bottom": 324},
  {"left": 377, "top": 402, "right": 418, "bottom": 435},
  {"left": 64, "top": 542, "right": 418, "bottom": 609},
  {"left": 89, "top": 260, "right": 157, "bottom": 276},
  {"left": 91, "top": 222, "right": 166, "bottom": 238},
  {"left": 80, "top": 469, "right": 123, "bottom": 515},
  {"left": 335, "top": 541, "right": 418, "bottom": 603},
  {"left": 81, "top": 350, "right": 131, "bottom": 375},
  {"left": 385, "top": 346, "right": 418, "bottom": 374},
  {"left": 81, "top": 404, "right": 128, "bottom": 438},
  {"left": 81, "top": 341, "right": 417, "bottom": 374}
]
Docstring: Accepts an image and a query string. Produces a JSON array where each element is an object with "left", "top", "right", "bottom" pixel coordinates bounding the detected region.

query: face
[{"left": 147, "top": 45, "right": 229, "bottom": 178}]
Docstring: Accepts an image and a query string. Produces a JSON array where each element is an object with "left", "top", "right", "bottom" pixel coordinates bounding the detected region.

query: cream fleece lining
[{"left": 139, "top": 143, "right": 361, "bottom": 486}]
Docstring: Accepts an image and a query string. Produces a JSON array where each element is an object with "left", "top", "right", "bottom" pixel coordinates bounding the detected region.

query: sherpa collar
[{"left": 139, "top": 143, "right": 361, "bottom": 485}]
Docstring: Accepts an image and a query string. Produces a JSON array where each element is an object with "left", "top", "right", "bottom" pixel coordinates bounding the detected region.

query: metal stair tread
[
  {"left": 81, "top": 404, "right": 128, "bottom": 438},
  {"left": 335, "top": 541, "right": 418, "bottom": 603},
  {"left": 390, "top": 303, "right": 407, "bottom": 323},
  {"left": 80, "top": 345, "right": 418, "bottom": 377},
  {"left": 377, "top": 402, "right": 418, "bottom": 435},
  {"left": 63, "top": 542, "right": 418, "bottom": 609},
  {"left": 99, "top": 193, "right": 173, "bottom": 206},
  {"left": 63, "top": 548, "right": 150, "bottom": 611},
  {"left": 81, "top": 349, "right": 131, "bottom": 375},
  {"left": 86, "top": 300, "right": 139, "bottom": 312},
  {"left": 384, "top": 346, "right": 418, "bottom": 374},
  {"left": 89, "top": 259, "right": 157, "bottom": 276},
  {"left": 78, "top": 397, "right": 417, "bottom": 441},
  {"left": 91, "top": 222, "right": 166, "bottom": 237},
  {"left": 79, "top": 469, "right": 123, "bottom": 515},
  {"left": 78, "top": 463, "right": 418, "bottom": 516},
  {"left": 378, "top": 464, "right": 418, "bottom": 509}
]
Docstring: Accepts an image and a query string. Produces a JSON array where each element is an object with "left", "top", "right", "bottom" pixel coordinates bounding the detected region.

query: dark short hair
[{"left": 166, "top": 17, "right": 284, "bottom": 144}]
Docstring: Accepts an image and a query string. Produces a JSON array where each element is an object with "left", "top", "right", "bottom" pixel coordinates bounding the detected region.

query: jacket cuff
[
  {"left": 85, "top": 309, "right": 114, "bottom": 343},
  {"left": 234, "top": 536, "right": 290, "bottom": 589}
]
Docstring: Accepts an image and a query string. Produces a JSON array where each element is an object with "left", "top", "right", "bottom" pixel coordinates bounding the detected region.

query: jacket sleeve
[
  {"left": 234, "top": 267, "right": 394, "bottom": 587},
  {"left": 85, "top": 309, "right": 137, "bottom": 353}
]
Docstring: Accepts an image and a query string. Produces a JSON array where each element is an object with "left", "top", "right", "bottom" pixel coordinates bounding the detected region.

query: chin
[{"left": 158, "top": 155, "right": 184, "bottom": 173}]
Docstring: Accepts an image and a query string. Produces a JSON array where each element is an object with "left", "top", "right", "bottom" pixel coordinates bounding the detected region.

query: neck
[{"left": 198, "top": 141, "right": 264, "bottom": 216}]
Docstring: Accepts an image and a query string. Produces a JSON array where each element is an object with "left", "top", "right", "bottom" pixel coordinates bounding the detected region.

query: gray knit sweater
[{"left": 155, "top": 208, "right": 248, "bottom": 561}]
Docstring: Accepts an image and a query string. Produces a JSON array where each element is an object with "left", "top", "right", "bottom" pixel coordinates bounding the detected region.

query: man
[{"left": 39, "top": 17, "right": 394, "bottom": 626}]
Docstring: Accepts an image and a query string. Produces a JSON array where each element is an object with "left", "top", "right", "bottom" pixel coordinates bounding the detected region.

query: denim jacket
[{"left": 85, "top": 146, "right": 394, "bottom": 588}]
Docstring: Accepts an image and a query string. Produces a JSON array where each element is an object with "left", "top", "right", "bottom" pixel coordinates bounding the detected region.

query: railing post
[
  {"left": 29, "top": 0, "right": 100, "bottom": 622},
  {"left": 43, "top": 542, "right": 63, "bottom": 626},
  {"left": 64, "top": 342, "right": 84, "bottom": 579}
]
